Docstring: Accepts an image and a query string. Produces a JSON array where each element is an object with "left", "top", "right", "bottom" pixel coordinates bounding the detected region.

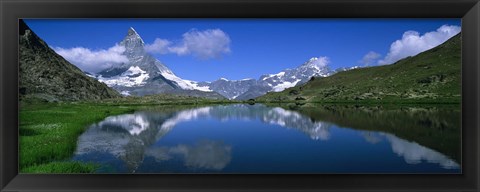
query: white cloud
[
  {"left": 144, "top": 38, "right": 171, "bottom": 54},
  {"left": 145, "top": 29, "right": 231, "bottom": 59},
  {"left": 378, "top": 25, "right": 460, "bottom": 65},
  {"left": 146, "top": 140, "right": 232, "bottom": 170},
  {"left": 53, "top": 44, "right": 129, "bottom": 73},
  {"left": 310, "top": 56, "right": 330, "bottom": 68},
  {"left": 359, "top": 51, "right": 381, "bottom": 66},
  {"left": 361, "top": 131, "right": 382, "bottom": 144}
]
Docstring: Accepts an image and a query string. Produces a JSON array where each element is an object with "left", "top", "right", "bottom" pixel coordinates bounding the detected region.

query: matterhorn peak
[
  {"left": 128, "top": 27, "right": 139, "bottom": 36},
  {"left": 121, "top": 27, "right": 145, "bottom": 48},
  {"left": 127, "top": 27, "right": 144, "bottom": 42},
  {"left": 120, "top": 27, "right": 146, "bottom": 58}
]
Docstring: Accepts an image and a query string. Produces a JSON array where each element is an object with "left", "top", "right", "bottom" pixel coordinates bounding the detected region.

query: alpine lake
[{"left": 69, "top": 103, "right": 461, "bottom": 174}]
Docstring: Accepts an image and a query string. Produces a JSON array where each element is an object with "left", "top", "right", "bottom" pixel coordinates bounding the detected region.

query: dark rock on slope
[{"left": 19, "top": 20, "right": 121, "bottom": 102}]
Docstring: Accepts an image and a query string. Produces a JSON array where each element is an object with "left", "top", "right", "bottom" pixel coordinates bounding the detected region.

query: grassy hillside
[{"left": 257, "top": 34, "right": 461, "bottom": 104}]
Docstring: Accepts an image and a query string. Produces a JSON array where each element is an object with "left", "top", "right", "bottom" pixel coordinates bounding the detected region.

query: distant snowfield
[
  {"left": 183, "top": 80, "right": 213, "bottom": 92},
  {"left": 97, "top": 66, "right": 150, "bottom": 87},
  {"left": 272, "top": 79, "right": 301, "bottom": 92}
]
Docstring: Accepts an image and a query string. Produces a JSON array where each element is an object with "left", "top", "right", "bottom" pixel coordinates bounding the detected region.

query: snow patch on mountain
[
  {"left": 97, "top": 66, "right": 150, "bottom": 87},
  {"left": 184, "top": 80, "right": 213, "bottom": 92},
  {"left": 157, "top": 70, "right": 213, "bottom": 92},
  {"left": 276, "top": 72, "right": 286, "bottom": 77},
  {"left": 262, "top": 74, "right": 275, "bottom": 81},
  {"left": 159, "top": 70, "right": 191, "bottom": 89},
  {"left": 272, "top": 79, "right": 301, "bottom": 92}
]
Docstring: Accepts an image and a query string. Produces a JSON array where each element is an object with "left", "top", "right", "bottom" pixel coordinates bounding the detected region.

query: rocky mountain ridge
[{"left": 19, "top": 20, "right": 121, "bottom": 102}]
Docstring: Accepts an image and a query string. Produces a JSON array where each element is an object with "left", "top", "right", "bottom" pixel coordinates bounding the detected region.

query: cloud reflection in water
[
  {"left": 360, "top": 131, "right": 459, "bottom": 169},
  {"left": 145, "top": 140, "right": 232, "bottom": 170},
  {"left": 383, "top": 133, "right": 459, "bottom": 169}
]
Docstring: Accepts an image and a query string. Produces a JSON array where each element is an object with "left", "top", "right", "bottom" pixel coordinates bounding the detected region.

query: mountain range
[
  {"left": 20, "top": 22, "right": 348, "bottom": 102},
  {"left": 90, "top": 28, "right": 351, "bottom": 100}
]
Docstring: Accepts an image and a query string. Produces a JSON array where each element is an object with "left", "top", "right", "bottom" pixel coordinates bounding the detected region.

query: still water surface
[{"left": 72, "top": 104, "right": 460, "bottom": 173}]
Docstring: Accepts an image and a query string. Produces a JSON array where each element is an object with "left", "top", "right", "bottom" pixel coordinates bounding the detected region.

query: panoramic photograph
[{"left": 19, "top": 19, "right": 461, "bottom": 173}]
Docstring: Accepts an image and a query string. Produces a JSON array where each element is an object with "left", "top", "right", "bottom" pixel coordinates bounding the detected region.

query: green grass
[
  {"left": 19, "top": 102, "right": 140, "bottom": 173},
  {"left": 22, "top": 161, "right": 99, "bottom": 173},
  {"left": 99, "top": 93, "right": 238, "bottom": 106}
]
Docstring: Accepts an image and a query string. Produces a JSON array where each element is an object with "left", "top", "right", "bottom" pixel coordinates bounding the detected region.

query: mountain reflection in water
[{"left": 72, "top": 104, "right": 460, "bottom": 173}]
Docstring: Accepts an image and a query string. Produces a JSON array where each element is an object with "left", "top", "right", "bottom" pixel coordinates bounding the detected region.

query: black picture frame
[{"left": 1, "top": 0, "right": 479, "bottom": 191}]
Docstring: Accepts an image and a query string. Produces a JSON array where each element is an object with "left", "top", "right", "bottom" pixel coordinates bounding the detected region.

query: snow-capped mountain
[
  {"left": 204, "top": 78, "right": 257, "bottom": 100},
  {"left": 91, "top": 28, "right": 223, "bottom": 99},
  {"left": 259, "top": 57, "right": 332, "bottom": 91},
  {"left": 202, "top": 57, "right": 335, "bottom": 100},
  {"left": 202, "top": 57, "right": 361, "bottom": 100},
  {"left": 237, "top": 57, "right": 334, "bottom": 100}
]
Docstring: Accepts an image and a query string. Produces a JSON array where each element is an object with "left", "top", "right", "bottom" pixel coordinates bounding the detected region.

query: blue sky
[{"left": 24, "top": 19, "right": 461, "bottom": 82}]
